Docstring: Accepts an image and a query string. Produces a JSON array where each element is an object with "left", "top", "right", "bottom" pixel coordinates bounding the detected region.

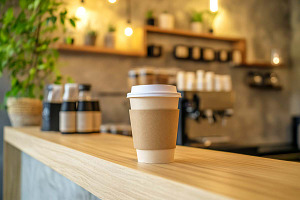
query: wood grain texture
[
  {"left": 4, "top": 127, "right": 300, "bottom": 200},
  {"left": 3, "top": 142, "right": 21, "bottom": 200}
]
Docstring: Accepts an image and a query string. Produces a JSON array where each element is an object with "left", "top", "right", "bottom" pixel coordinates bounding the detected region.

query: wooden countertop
[{"left": 4, "top": 127, "right": 300, "bottom": 200}]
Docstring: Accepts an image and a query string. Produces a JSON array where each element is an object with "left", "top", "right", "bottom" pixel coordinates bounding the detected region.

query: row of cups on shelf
[
  {"left": 174, "top": 45, "right": 243, "bottom": 65},
  {"left": 128, "top": 67, "right": 232, "bottom": 92},
  {"left": 177, "top": 70, "right": 232, "bottom": 92}
]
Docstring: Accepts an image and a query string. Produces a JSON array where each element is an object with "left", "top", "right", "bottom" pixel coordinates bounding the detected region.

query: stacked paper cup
[
  {"left": 176, "top": 71, "right": 186, "bottom": 91},
  {"left": 214, "top": 75, "right": 223, "bottom": 91},
  {"left": 196, "top": 70, "right": 205, "bottom": 91},
  {"left": 185, "top": 72, "right": 196, "bottom": 91},
  {"left": 205, "top": 72, "right": 215, "bottom": 91},
  {"left": 127, "top": 85, "right": 181, "bottom": 163}
]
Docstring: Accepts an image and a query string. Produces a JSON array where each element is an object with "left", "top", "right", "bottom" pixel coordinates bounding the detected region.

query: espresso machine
[{"left": 177, "top": 91, "right": 235, "bottom": 147}]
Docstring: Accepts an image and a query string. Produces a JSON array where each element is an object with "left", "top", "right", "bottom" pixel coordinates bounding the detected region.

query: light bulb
[
  {"left": 108, "top": 0, "right": 117, "bottom": 3},
  {"left": 210, "top": 0, "right": 218, "bottom": 12},
  {"left": 76, "top": 6, "right": 86, "bottom": 18},
  {"left": 272, "top": 57, "right": 280, "bottom": 65},
  {"left": 124, "top": 26, "right": 133, "bottom": 36}
]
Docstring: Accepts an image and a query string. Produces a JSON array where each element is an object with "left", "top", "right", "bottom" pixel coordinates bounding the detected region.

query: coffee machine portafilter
[{"left": 177, "top": 91, "right": 235, "bottom": 146}]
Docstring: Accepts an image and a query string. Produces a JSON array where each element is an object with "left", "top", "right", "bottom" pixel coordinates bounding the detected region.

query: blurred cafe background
[{"left": 1, "top": 0, "right": 300, "bottom": 198}]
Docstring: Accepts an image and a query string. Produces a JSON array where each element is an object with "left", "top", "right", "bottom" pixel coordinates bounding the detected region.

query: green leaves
[
  {"left": 29, "top": 68, "right": 36, "bottom": 75},
  {"left": 191, "top": 11, "right": 203, "bottom": 22},
  {"left": 0, "top": 0, "right": 76, "bottom": 104},
  {"left": 60, "top": 10, "right": 67, "bottom": 24},
  {"left": 19, "top": 0, "right": 29, "bottom": 9},
  {"left": 46, "top": 16, "right": 57, "bottom": 25},
  {"left": 69, "top": 18, "right": 76, "bottom": 27},
  {"left": 4, "top": 8, "right": 14, "bottom": 24},
  {"left": 67, "top": 77, "right": 74, "bottom": 83}
]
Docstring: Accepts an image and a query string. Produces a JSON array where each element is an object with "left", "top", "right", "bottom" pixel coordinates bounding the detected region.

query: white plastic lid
[
  {"left": 127, "top": 84, "right": 181, "bottom": 98},
  {"left": 63, "top": 83, "right": 79, "bottom": 101},
  {"left": 47, "top": 84, "right": 63, "bottom": 102}
]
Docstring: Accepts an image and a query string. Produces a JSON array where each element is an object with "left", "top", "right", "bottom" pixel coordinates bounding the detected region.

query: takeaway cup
[{"left": 127, "top": 84, "right": 181, "bottom": 163}]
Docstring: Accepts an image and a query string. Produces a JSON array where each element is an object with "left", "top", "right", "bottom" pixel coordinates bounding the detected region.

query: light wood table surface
[{"left": 4, "top": 127, "right": 300, "bottom": 200}]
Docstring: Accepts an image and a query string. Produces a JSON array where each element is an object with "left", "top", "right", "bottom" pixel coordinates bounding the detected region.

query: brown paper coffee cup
[{"left": 129, "top": 109, "right": 179, "bottom": 150}]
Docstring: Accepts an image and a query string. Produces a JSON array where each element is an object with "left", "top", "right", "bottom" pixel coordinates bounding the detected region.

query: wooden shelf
[
  {"left": 58, "top": 28, "right": 248, "bottom": 62},
  {"left": 58, "top": 44, "right": 146, "bottom": 57},
  {"left": 144, "top": 26, "right": 247, "bottom": 63},
  {"left": 249, "top": 84, "right": 283, "bottom": 91},
  {"left": 236, "top": 63, "right": 285, "bottom": 69},
  {"left": 144, "top": 25, "right": 244, "bottom": 42}
]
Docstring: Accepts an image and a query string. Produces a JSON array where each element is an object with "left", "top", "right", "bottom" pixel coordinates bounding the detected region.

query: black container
[
  {"left": 147, "top": 45, "right": 162, "bottom": 57},
  {"left": 247, "top": 71, "right": 264, "bottom": 87},
  {"left": 189, "top": 46, "right": 202, "bottom": 61},
  {"left": 146, "top": 18, "right": 155, "bottom": 26},
  {"left": 264, "top": 72, "right": 280, "bottom": 87},
  {"left": 41, "top": 102, "right": 61, "bottom": 132}
]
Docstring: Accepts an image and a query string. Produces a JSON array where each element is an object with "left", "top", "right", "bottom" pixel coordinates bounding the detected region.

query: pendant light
[
  {"left": 76, "top": 0, "right": 86, "bottom": 19},
  {"left": 124, "top": 0, "right": 133, "bottom": 36},
  {"left": 210, "top": 0, "right": 218, "bottom": 12}
]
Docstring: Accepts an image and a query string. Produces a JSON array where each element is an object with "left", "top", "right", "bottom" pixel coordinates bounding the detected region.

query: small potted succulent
[
  {"left": 64, "top": 36, "right": 74, "bottom": 45},
  {"left": 145, "top": 10, "right": 155, "bottom": 26},
  {"left": 104, "top": 25, "right": 116, "bottom": 48},
  {"left": 158, "top": 10, "right": 175, "bottom": 30},
  {"left": 84, "top": 30, "right": 97, "bottom": 46},
  {"left": 64, "top": 30, "right": 75, "bottom": 45},
  {"left": 190, "top": 11, "right": 203, "bottom": 33}
]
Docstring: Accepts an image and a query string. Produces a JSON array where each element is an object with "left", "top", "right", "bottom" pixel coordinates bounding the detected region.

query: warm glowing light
[
  {"left": 272, "top": 57, "right": 280, "bottom": 65},
  {"left": 124, "top": 26, "right": 133, "bottom": 36},
  {"left": 108, "top": 0, "right": 117, "bottom": 3},
  {"left": 210, "top": 0, "right": 218, "bottom": 12},
  {"left": 76, "top": 6, "right": 86, "bottom": 18}
]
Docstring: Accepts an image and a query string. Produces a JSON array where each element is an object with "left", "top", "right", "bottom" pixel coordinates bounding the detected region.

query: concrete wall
[{"left": 59, "top": 0, "right": 292, "bottom": 145}]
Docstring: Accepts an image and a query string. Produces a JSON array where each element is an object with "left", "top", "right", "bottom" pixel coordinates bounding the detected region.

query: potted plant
[
  {"left": 158, "top": 11, "right": 175, "bottom": 30},
  {"left": 145, "top": 10, "right": 155, "bottom": 26},
  {"left": 84, "top": 30, "right": 97, "bottom": 46},
  {"left": 64, "top": 30, "right": 75, "bottom": 45},
  {"left": 104, "top": 24, "right": 116, "bottom": 48},
  {"left": 190, "top": 11, "right": 203, "bottom": 33},
  {"left": 0, "top": 0, "right": 76, "bottom": 127}
]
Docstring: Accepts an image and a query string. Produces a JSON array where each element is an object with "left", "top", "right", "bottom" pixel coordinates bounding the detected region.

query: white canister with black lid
[
  {"left": 59, "top": 83, "right": 78, "bottom": 134},
  {"left": 77, "top": 84, "right": 94, "bottom": 133}
]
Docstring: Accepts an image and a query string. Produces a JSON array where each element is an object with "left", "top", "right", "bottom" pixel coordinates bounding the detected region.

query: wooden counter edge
[{"left": 4, "top": 127, "right": 231, "bottom": 200}]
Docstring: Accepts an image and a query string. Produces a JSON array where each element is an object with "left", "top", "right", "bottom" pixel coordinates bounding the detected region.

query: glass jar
[
  {"left": 128, "top": 69, "right": 139, "bottom": 88},
  {"left": 139, "top": 67, "right": 155, "bottom": 85},
  {"left": 155, "top": 68, "right": 169, "bottom": 84}
]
